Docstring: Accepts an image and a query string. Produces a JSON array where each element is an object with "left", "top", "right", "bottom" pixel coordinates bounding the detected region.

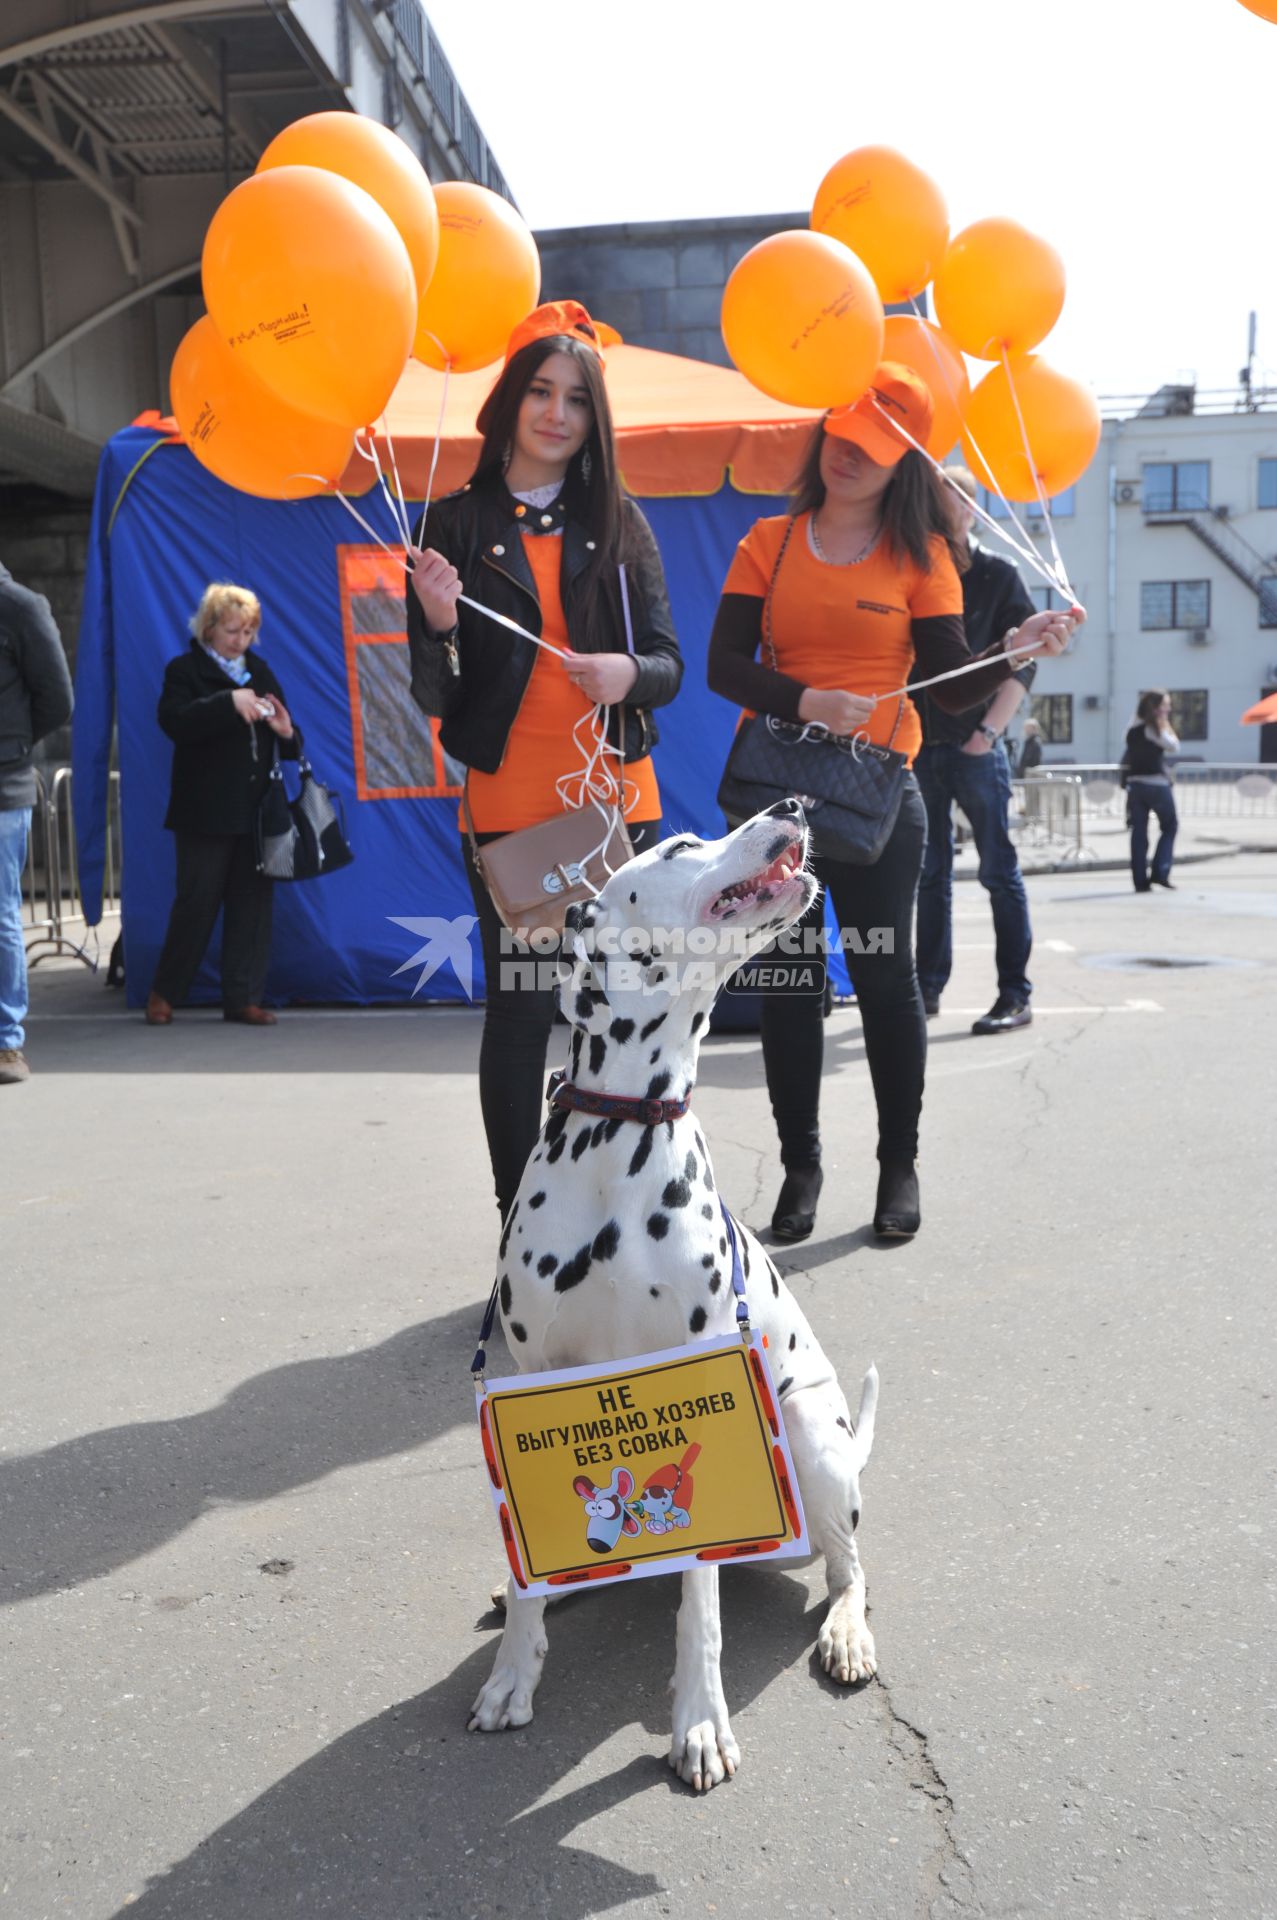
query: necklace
[{"left": 809, "top": 512, "right": 879, "bottom": 567}]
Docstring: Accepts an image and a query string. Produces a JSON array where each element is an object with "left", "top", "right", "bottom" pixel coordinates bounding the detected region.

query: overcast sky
[{"left": 422, "top": 0, "right": 1276, "bottom": 403}]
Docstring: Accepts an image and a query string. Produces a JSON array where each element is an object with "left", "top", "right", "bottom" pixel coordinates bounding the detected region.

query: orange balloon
[
  {"left": 880, "top": 315, "right": 969, "bottom": 456},
  {"left": 170, "top": 316, "right": 354, "bottom": 499},
  {"left": 721, "top": 230, "right": 884, "bottom": 409},
  {"left": 1236, "top": 0, "right": 1277, "bottom": 17},
  {"left": 960, "top": 356, "right": 1100, "bottom": 502},
  {"left": 933, "top": 218, "right": 1065, "bottom": 359},
  {"left": 202, "top": 166, "right": 416, "bottom": 428},
  {"left": 413, "top": 182, "right": 541, "bottom": 372},
  {"left": 256, "top": 112, "right": 439, "bottom": 299},
  {"left": 812, "top": 146, "right": 948, "bottom": 304}
]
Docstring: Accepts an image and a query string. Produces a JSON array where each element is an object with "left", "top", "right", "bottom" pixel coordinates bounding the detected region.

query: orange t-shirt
[
  {"left": 464, "top": 532, "right": 661, "bottom": 832},
  {"left": 723, "top": 514, "right": 963, "bottom": 765}
]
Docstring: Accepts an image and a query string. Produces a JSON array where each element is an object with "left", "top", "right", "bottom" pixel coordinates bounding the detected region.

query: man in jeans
[
  {"left": 913, "top": 469, "right": 1037, "bottom": 1034},
  {"left": 1, "top": 562, "right": 73, "bottom": 1084}
]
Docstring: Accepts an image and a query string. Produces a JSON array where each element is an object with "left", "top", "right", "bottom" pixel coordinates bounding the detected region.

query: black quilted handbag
[
  {"left": 255, "top": 736, "right": 355, "bottom": 882},
  {"left": 715, "top": 518, "right": 909, "bottom": 865}
]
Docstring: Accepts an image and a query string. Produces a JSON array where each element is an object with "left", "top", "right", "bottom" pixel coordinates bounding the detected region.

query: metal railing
[
  {"left": 21, "top": 765, "right": 121, "bottom": 969},
  {"left": 1009, "top": 773, "right": 1087, "bottom": 862},
  {"left": 1056, "top": 763, "right": 1277, "bottom": 819}
]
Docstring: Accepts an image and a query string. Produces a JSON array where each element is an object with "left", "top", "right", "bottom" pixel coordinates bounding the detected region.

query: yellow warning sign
[{"left": 477, "top": 1335, "right": 807, "bottom": 1596}]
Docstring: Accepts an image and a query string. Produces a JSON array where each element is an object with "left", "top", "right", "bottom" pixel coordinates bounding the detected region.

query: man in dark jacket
[
  {"left": 912, "top": 469, "right": 1039, "bottom": 1035},
  {"left": 1, "top": 563, "right": 74, "bottom": 1084}
]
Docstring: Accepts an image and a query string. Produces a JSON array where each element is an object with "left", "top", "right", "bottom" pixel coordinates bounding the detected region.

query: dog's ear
[
  {"left": 572, "top": 1475, "right": 597, "bottom": 1501},
  {"left": 563, "top": 902, "right": 586, "bottom": 937}
]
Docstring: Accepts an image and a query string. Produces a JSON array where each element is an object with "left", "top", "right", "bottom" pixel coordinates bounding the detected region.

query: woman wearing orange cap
[
  {"left": 708, "top": 364, "right": 1082, "bottom": 1242},
  {"left": 406, "top": 302, "right": 683, "bottom": 1219}
]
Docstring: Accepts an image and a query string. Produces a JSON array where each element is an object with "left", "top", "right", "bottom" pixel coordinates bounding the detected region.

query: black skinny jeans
[
  {"left": 466, "top": 820, "right": 665, "bottom": 1217},
  {"left": 759, "top": 778, "right": 928, "bottom": 1168}
]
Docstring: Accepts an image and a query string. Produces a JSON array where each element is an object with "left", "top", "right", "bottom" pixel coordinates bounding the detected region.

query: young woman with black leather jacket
[{"left": 406, "top": 301, "right": 683, "bottom": 1219}]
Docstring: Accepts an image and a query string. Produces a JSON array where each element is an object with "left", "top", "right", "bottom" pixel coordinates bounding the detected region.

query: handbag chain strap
[{"left": 763, "top": 516, "right": 907, "bottom": 755}]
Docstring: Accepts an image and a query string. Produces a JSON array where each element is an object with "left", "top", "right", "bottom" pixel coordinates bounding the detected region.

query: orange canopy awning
[
  {"left": 1241, "top": 692, "right": 1277, "bottom": 725},
  {"left": 341, "top": 342, "right": 820, "bottom": 501}
]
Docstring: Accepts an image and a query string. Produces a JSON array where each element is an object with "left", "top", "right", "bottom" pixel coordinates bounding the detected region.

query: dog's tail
[{"left": 853, "top": 1364, "right": 878, "bottom": 1472}]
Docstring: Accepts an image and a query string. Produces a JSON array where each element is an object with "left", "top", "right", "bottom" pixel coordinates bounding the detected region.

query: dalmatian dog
[{"left": 471, "top": 799, "right": 879, "bottom": 1791}]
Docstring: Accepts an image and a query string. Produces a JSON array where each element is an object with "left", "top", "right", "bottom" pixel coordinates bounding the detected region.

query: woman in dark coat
[
  {"left": 406, "top": 300, "right": 683, "bottom": 1218},
  {"left": 145, "top": 583, "right": 298, "bottom": 1026}
]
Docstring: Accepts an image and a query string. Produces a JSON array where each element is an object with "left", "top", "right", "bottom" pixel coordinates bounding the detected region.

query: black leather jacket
[{"left": 406, "top": 480, "right": 682, "bottom": 774}]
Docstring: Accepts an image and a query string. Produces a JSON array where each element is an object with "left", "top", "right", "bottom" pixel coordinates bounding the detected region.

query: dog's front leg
[
  {"left": 469, "top": 1588, "right": 549, "bottom": 1732},
  {"left": 784, "top": 1383, "right": 877, "bottom": 1685},
  {"left": 668, "top": 1566, "right": 740, "bottom": 1791}
]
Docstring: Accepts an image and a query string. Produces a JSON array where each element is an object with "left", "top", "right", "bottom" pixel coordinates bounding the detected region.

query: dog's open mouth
[{"left": 708, "top": 838, "right": 806, "bottom": 919}]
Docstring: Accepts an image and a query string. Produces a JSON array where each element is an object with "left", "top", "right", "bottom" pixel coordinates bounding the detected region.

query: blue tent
[{"left": 72, "top": 421, "right": 850, "bottom": 1008}]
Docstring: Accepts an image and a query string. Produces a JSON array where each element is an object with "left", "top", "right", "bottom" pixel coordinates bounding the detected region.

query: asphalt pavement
[{"left": 3, "top": 852, "right": 1274, "bottom": 1920}]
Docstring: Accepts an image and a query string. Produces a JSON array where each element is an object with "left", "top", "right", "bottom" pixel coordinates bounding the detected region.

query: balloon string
[
  {"left": 419, "top": 354, "right": 451, "bottom": 535},
  {"left": 905, "top": 297, "right": 1046, "bottom": 577},
  {"left": 379, "top": 410, "right": 414, "bottom": 550},
  {"left": 874, "top": 635, "right": 1055, "bottom": 705},
  {"left": 998, "top": 346, "right": 1075, "bottom": 599},
  {"left": 351, "top": 430, "right": 413, "bottom": 548}
]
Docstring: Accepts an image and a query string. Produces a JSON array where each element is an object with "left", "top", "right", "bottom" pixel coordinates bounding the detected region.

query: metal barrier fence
[
  {"left": 1058, "top": 763, "right": 1277, "bottom": 819},
  {"left": 21, "top": 765, "right": 121, "bottom": 969}
]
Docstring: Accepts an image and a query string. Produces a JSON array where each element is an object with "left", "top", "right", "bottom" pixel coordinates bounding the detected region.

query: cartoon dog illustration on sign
[
  {"left": 572, "top": 1467, "right": 642, "bottom": 1554},
  {"left": 627, "top": 1444, "right": 701, "bottom": 1536}
]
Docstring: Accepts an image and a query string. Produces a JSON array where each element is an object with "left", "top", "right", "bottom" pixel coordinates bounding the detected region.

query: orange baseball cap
[
  {"left": 824, "top": 362, "right": 934, "bottom": 467},
  {"left": 504, "top": 300, "right": 605, "bottom": 365}
]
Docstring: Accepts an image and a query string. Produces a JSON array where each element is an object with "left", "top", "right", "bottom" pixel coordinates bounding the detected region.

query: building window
[
  {"left": 1143, "top": 461, "right": 1209, "bottom": 512},
  {"left": 1140, "top": 579, "right": 1211, "bottom": 629},
  {"left": 1260, "top": 577, "right": 1277, "bottom": 628},
  {"left": 1030, "top": 585, "right": 1068, "bottom": 613},
  {"left": 1031, "top": 693, "right": 1073, "bottom": 744},
  {"left": 979, "top": 484, "right": 1075, "bottom": 519},
  {"left": 1261, "top": 461, "right": 1277, "bottom": 510},
  {"left": 1167, "top": 690, "right": 1209, "bottom": 741}
]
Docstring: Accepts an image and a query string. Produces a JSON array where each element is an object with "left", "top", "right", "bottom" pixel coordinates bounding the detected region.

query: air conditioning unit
[
  {"left": 1188, "top": 629, "right": 1213, "bottom": 647},
  {"left": 1082, "top": 695, "right": 1104, "bottom": 710},
  {"left": 1117, "top": 482, "right": 1140, "bottom": 503}
]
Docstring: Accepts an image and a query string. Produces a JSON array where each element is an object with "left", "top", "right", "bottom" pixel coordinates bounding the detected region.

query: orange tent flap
[{"left": 340, "top": 343, "right": 820, "bottom": 502}]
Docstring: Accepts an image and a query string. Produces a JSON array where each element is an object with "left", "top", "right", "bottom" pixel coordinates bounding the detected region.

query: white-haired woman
[{"left": 145, "top": 584, "right": 297, "bottom": 1026}]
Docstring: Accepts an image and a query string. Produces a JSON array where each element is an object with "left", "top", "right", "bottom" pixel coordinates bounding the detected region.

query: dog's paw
[
  {"left": 468, "top": 1665, "right": 538, "bottom": 1733},
  {"left": 489, "top": 1574, "right": 508, "bottom": 1612},
  {"left": 668, "top": 1717, "right": 740, "bottom": 1792},
  {"left": 818, "top": 1598, "right": 877, "bottom": 1686}
]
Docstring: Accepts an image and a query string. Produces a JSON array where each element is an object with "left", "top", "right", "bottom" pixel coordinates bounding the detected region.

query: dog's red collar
[{"left": 549, "top": 1077, "right": 692, "bottom": 1128}]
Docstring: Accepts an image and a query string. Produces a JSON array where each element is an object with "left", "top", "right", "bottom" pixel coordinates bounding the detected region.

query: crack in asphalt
[{"left": 872, "top": 1672, "right": 979, "bottom": 1918}]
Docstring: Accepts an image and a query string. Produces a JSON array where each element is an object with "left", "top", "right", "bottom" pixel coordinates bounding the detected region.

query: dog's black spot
[
  {"left": 709, "top": 1268, "right": 722, "bottom": 1293},
  {"left": 537, "top": 1253, "right": 558, "bottom": 1278},
  {"left": 591, "top": 1220, "right": 621, "bottom": 1262},
  {"left": 701, "top": 1203, "right": 713, "bottom": 1220},
  {"left": 765, "top": 832, "right": 792, "bottom": 861},
  {"left": 719, "top": 1235, "right": 728, "bottom": 1256},
  {"left": 544, "top": 1111, "right": 567, "bottom": 1147},
  {"left": 631, "top": 949, "right": 654, "bottom": 970},
  {"left": 509, "top": 1321, "right": 528, "bottom": 1343},
  {"left": 604, "top": 1117, "right": 623, "bottom": 1143},
  {"left": 741, "top": 1237, "right": 751, "bottom": 1278},
  {"left": 498, "top": 1201, "right": 518, "bottom": 1259},
  {"left": 694, "top": 1130, "right": 707, "bottom": 1155},
  {"left": 629, "top": 890, "right": 637, "bottom": 904},
  {"left": 649, "top": 1048, "right": 661, "bottom": 1066},
  {"left": 627, "top": 1129, "right": 654, "bottom": 1179},
  {"left": 571, "top": 1127, "right": 591, "bottom": 1162},
  {"left": 650, "top": 1286, "right": 660, "bottom": 1297},
  {"left": 777, "top": 1376, "right": 793, "bottom": 1396},
  {"left": 640, "top": 1012, "right": 667, "bottom": 1042},
  {"left": 836, "top": 1416, "right": 851, "bottom": 1433},
  {"left": 546, "top": 1134, "right": 567, "bottom": 1165},
  {"left": 647, "top": 1213, "right": 670, "bottom": 1240},
  {"left": 609, "top": 1017, "right": 635, "bottom": 1045},
  {"left": 683, "top": 1151, "right": 697, "bottom": 1180},
  {"left": 701, "top": 1254, "right": 714, "bottom": 1269},
  {"left": 528, "top": 1191, "right": 546, "bottom": 1209},
  {"left": 851, "top": 1508, "right": 861, "bottom": 1533},
  {"left": 770, "top": 1266, "right": 780, "bottom": 1297},
  {"left": 756, "top": 888, "right": 773, "bottom": 904},
  {"left": 554, "top": 1243, "right": 594, "bottom": 1291},
  {"left": 688, "top": 1305, "right": 707, "bottom": 1334},
  {"left": 588, "top": 1033, "right": 607, "bottom": 1077},
  {"left": 576, "top": 987, "right": 606, "bottom": 1021},
  {"left": 661, "top": 838, "right": 698, "bottom": 861},
  {"left": 662, "top": 1175, "right": 692, "bottom": 1209},
  {"left": 703, "top": 1163, "right": 714, "bottom": 1191},
  {"left": 646, "top": 1069, "right": 671, "bottom": 1101},
  {"left": 570, "top": 1030, "right": 583, "bottom": 1075},
  {"left": 522, "top": 1249, "right": 532, "bottom": 1266},
  {"left": 499, "top": 1276, "right": 512, "bottom": 1313},
  {"left": 788, "top": 1332, "right": 797, "bottom": 1351},
  {"left": 691, "top": 1011, "right": 705, "bottom": 1033}
]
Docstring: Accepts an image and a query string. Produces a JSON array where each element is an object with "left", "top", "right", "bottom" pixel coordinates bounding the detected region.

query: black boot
[
  {"left": 874, "top": 1158, "right": 920, "bottom": 1238},
  {"left": 771, "top": 1163, "right": 823, "bottom": 1242}
]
